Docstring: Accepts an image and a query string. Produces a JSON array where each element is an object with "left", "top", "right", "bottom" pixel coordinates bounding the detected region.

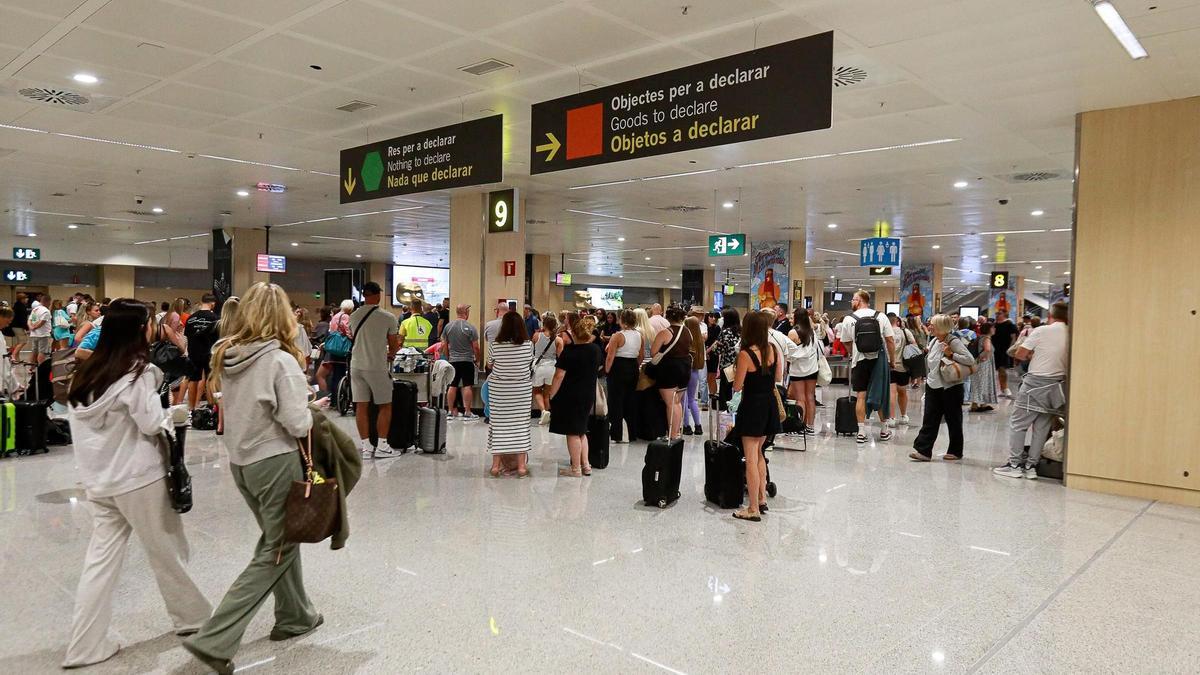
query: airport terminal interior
[{"left": 0, "top": 1, "right": 1197, "bottom": 673}]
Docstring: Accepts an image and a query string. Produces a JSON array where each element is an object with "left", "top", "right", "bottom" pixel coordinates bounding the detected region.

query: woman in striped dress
[{"left": 487, "top": 311, "right": 533, "bottom": 477}]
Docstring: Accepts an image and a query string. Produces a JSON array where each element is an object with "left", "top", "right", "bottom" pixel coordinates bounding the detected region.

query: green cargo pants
[{"left": 183, "top": 451, "right": 319, "bottom": 660}]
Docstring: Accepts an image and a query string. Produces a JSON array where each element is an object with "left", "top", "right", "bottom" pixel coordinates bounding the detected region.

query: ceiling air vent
[
  {"left": 459, "top": 59, "right": 513, "bottom": 76},
  {"left": 833, "top": 65, "right": 868, "bottom": 88},
  {"left": 999, "top": 171, "right": 1065, "bottom": 183},
  {"left": 336, "top": 100, "right": 376, "bottom": 113},
  {"left": 657, "top": 205, "right": 707, "bottom": 213},
  {"left": 19, "top": 87, "right": 89, "bottom": 105}
]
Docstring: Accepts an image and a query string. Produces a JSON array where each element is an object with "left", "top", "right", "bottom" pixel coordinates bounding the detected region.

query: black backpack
[
  {"left": 967, "top": 335, "right": 982, "bottom": 358},
  {"left": 853, "top": 312, "right": 884, "bottom": 354}
]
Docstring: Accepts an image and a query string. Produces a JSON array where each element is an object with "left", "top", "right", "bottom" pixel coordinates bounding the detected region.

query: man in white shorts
[
  {"left": 27, "top": 294, "right": 52, "bottom": 364},
  {"left": 349, "top": 282, "right": 400, "bottom": 459}
]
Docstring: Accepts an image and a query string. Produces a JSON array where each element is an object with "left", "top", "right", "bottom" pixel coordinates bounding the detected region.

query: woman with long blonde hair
[
  {"left": 632, "top": 307, "right": 656, "bottom": 360},
  {"left": 183, "top": 283, "right": 321, "bottom": 673}
]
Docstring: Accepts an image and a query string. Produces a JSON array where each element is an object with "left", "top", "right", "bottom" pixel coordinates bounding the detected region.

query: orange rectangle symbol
[{"left": 566, "top": 103, "right": 603, "bottom": 160}]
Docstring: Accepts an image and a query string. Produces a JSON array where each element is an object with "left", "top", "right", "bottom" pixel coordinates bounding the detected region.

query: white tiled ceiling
[{"left": 0, "top": 0, "right": 1195, "bottom": 284}]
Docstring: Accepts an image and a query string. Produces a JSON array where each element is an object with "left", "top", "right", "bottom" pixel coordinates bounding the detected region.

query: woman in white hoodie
[
  {"left": 182, "top": 283, "right": 318, "bottom": 675},
  {"left": 64, "top": 299, "right": 212, "bottom": 668}
]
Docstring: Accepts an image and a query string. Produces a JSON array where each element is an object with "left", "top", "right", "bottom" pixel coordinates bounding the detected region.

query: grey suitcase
[{"left": 418, "top": 395, "right": 447, "bottom": 454}]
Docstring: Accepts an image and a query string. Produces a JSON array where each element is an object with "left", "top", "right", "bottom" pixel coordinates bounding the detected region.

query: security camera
[
  {"left": 135, "top": 195, "right": 145, "bottom": 205},
  {"left": 998, "top": 198, "right": 1009, "bottom": 205}
]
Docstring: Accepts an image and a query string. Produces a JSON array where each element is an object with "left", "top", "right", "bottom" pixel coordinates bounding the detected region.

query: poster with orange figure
[
  {"left": 750, "top": 240, "right": 790, "bottom": 310},
  {"left": 900, "top": 264, "right": 933, "bottom": 321},
  {"left": 988, "top": 276, "right": 1015, "bottom": 317}
]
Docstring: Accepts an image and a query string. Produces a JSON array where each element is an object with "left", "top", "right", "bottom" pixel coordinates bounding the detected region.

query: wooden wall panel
[{"left": 1066, "top": 96, "right": 1200, "bottom": 504}]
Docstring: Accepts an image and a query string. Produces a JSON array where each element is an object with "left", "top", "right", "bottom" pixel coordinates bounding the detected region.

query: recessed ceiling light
[
  {"left": 981, "top": 254, "right": 989, "bottom": 259},
  {"left": 932, "top": 244, "right": 941, "bottom": 249},
  {"left": 722, "top": 201, "right": 734, "bottom": 209},
  {"left": 355, "top": 254, "right": 363, "bottom": 258},
  {"left": 827, "top": 223, "right": 838, "bottom": 229},
  {"left": 151, "top": 206, "right": 164, "bottom": 214},
  {"left": 236, "top": 190, "right": 249, "bottom": 197},
  {"left": 644, "top": 256, "right": 651, "bottom": 260},
  {"left": 804, "top": 260, "right": 810, "bottom": 264},
  {"left": 1035, "top": 265, "right": 1043, "bottom": 269},
  {"left": 953, "top": 180, "right": 969, "bottom": 188},
  {"left": 1030, "top": 210, "right": 1044, "bottom": 216},
  {"left": 28, "top": 233, "right": 37, "bottom": 237},
  {"left": 72, "top": 73, "right": 99, "bottom": 84},
  {"left": 617, "top": 237, "right": 626, "bottom": 242},
  {"left": 67, "top": 224, "right": 79, "bottom": 229},
  {"left": 291, "top": 242, "right": 299, "bottom": 247},
  {"left": 829, "top": 275, "right": 835, "bottom": 279},
  {"left": 1064, "top": 271, "right": 1070, "bottom": 275},
  {"left": 709, "top": 263, "right": 715, "bottom": 267}
]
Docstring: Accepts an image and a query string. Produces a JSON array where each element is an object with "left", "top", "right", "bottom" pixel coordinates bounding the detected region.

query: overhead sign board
[
  {"left": 256, "top": 254, "right": 287, "bottom": 273},
  {"left": 723, "top": 283, "right": 736, "bottom": 295},
  {"left": 990, "top": 271, "right": 1010, "bottom": 289},
  {"left": 488, "top": 188, "right": 518, "bottom": 234},
  {"left": 860, "top": 237, "right": 901, "bottom": 267},
  {"left": 340, "top": 115, "right": 503, "bottom": 204},
  {"left": 708, "top": 233, "right": 746, "bottom": 257},
  {"left": 4, "top": 269, "right": 30, "bottom": 282},
  {"left": 12, "top": 247, "right": 40, "bottom": 261},
  {"left": 555, "top": 272, "right": 572, "bottom": 286},
  {"left": 529, "top": 32, "right": 833, "bottom": 174},
  {"left": 868, "top": 266, "right": 893, "bottom": 276}
]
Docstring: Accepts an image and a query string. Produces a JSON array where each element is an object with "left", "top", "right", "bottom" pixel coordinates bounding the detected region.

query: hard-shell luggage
[
  {"left": 369, "top": 379, "right": 419, "bottom": 450},
  {"left": 723, "top": 424, "right": 777, "bottom": 499},
  {"left": 418, "top": 399, "right": 447, "bottom": 454},
  {"left": 835, "top": 396, "right": 858, "bottom": 436},
  {"left": 0, "top": 401, "right": 15, "bottom": 457},
  {"left": 13, "top": 400, "right": 48, "bottom": 455},
  {"left": 587, "top": 414, "right": 609, "bottom": 469},
  {"left": 703, "top": 396, "right": 742, "bottom": 509},
  {"left": 642, "top": 390, "right": 684, "bottom": 508}
]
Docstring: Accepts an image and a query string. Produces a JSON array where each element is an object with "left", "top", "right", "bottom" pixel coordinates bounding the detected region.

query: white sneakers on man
[{"left": 373, "top": 441, "right": 400, "bottom": 458}]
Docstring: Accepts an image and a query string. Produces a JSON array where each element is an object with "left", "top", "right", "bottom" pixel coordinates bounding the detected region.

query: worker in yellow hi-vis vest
[{"left": 399, "top": 299, "right": 433, "bottom": 350}]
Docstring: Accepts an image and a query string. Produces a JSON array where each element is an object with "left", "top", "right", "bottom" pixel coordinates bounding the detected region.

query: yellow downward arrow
[
  {"left": 343, "top": 167, "right": 357, "bottom": 195},
  {"left": 536, "top": 132, "right": 561, "bottom": 161}
]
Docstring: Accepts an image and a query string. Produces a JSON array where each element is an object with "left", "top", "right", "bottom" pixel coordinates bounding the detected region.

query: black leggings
[
  {"left": 913, "top": 384, "right": 964, "bottom": 458},
  {"left": 607, "top": 357, "right": 639, "bottom": 442}
]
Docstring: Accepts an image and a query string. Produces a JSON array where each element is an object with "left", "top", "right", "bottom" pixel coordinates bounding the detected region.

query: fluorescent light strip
[
  {"left": 978, "top": 229, "right": 1047, "bottom": 235},
  {"left": 641, "top": 168, "right": 719, "bottom": 181},
  {"left": 0, "top": 123, "right": 48, "bottom": 134},
  {"left": 1029, "top": 259, "right": 1070, "bottom": 263},
  {"left": 1092, "top": 0, "right": 1148, "bottom": 59},
  {"left": 568, "top": 178, "right": 638, "bottom": 190},
  {"left": 565, "top": 209, "right": 718, "bottom": 234},
  {"left": 305, "top": 217, "right": 338, "bottom": 223},
  {"left": 95, "top": 215, "right": 156, "bottom": 224},
  {"left": 22, "top": 210, "right": 88, "bottom": 218},
  {"left": 1051, "top": 228, "right": 1072, "bottom": 232},
  {"left": 814, "top": 247, "right": 858, "bottom": 257},
  {"left": 309, "top": 170, "right": 339, "bottom": 177},
  {"left": 133, "top": 238, "right": 168, "bottom": 245},
  {"left": 196, "top": 154, "right": 299, "bottom": 171},
  {"left": 734, "top": 153, "right": 836, "bottom": 169},
  {"left": 55, "top": 132, "right": 180, "bottom": 154}
]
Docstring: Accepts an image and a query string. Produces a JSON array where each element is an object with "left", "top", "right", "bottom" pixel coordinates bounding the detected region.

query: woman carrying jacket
[
  {"left": 63, "top": 299, "right": 212, "bottom": 668},
  {"left": 183, "top": 283, "right": 319, "bottom": 674},
  {"left": 910, "top": 314, "right": 977, "bottom": 462}
]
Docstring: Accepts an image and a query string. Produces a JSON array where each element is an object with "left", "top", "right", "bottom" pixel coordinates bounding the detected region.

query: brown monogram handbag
[{"left": 284, "top": 430, "right": 339, "bottom": 545}]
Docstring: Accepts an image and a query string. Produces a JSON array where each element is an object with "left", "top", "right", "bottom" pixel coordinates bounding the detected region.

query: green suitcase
[{"left": 0, "top": 401, "right": 15, "bottom": 457}]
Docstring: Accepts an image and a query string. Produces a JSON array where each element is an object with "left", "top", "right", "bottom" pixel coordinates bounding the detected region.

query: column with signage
[
  {"left": 529, "top": 254, "right": 552, "bottom": 312},
  {"left": 448, "top": 189, "right": 525, "bottom": 349},
  {"left": 804, "top": 278, "right": 825, "bottom": 313},
  {"left": 987, "top": 270, "right": 1022, "bottom": 318},
  {"left": 789, "top": 237, "right": 806, "bottom": 315},
  {"left": 229, "top": 228, "right": 269, "bottom": 296}
]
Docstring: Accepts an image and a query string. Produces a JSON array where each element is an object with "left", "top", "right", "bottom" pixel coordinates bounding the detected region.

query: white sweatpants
[{"left": 63, "top": 480, "right": 212, "bottom": 668}]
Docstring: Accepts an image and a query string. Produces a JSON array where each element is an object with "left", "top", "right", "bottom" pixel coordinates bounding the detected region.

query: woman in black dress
[
  {"left": 548, "top": 315, "right": 604, "bottom": 477},
  {"left": 732, "top": 310, "right": 782, "bottom": 522},
  {"left": 647, "top": 306, "right": 692, "bottom": 438}
]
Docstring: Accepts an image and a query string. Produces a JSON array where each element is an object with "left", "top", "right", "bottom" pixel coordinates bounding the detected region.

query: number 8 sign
[
  {"left": 488, "top": 188, "right": 518, "bottom": 234},
  {"left": 990, "top": 271, "right": 1009, "bottom": 289}
]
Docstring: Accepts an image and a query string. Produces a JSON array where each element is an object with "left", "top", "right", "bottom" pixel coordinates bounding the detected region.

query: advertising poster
[
  {"left": 211, "top": 229, "right": 232, "bottom": 310},
  {"left": 988, "top": 284, "right": 1016, "bottom": 318},
  {"left": 899, "top": 264, "right": 934, "bottom": 321},
  {"left": 1049, "top": 285, "right": 1071, "bottom": 305},
  {"left": 750, "top": 240, "right": 790, "bottom": 310},
  {"left": 391, "top": 265, "right": 450, "bottom": 306}
]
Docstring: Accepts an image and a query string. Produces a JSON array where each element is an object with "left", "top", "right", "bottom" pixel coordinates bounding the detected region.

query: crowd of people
[{"left": 41, "top": 279, "right": 1070, "bottom": 671}]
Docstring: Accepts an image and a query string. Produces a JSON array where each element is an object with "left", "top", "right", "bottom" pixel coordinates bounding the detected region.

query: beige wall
[
  {"left": 230, "top": 228, "right": 269, "bottom": 296},
  {"left": 530, "top": 254, "right": 551, "bottom": 311},
  {"left": 1066, "top": 96, "right": 1200, "bottom": 507},
  {"left": 98, "top": 265, "right": 135, "bottom": 300}
]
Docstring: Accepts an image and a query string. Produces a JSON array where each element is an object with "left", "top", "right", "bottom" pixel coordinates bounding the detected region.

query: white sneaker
[
  {"left": 886, "top": 418, "right": 897, "bottom": 428},
  {"left": 360, "top": 439, "right": 374, "bottom": 460},
  {"left": 464, "top": 413, "right": 479, "bottom": 421},
  {"left": 1024, "top": 464, "right": 1039, "bottom": 480},
  {"left": 539, "top": 410, "right": 551, "bottom": 426},
  {"left": 1002, "top": 388, "right": 1012, "bottom": 397},
  {"left": 878, "top": 429, "right": 893, "bottom": 442},
  {"left": 374, "top": 441, "right": 400, "bottom": 458},
  {"left": 993, "top": 464, "right": 1024, "bottom": 479},
  {"left": 900, "top": 415, "right": 911, "bottom": 425}
]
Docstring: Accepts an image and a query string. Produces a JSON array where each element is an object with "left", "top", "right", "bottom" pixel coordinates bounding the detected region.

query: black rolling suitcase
[
  {"left": 704, "top": 396, "right": 742, "bottom": 509},
  {"left": 369, "top": 379, "right": 419, "bottom": 451},
  {"left": 642, "top": 390, "right": 684, "bottom": 508},
  {"left": 587, "top": 414, "right": 609, "bottom": 469},
  {"left": 13, "top": 400, "right": 49, "bottom": 455},
  {"left": 835, "top": 371, "right": 859, "bottom": 439},
  {"left": 418, "top": 387, "right": 448, "bottom": 454}
]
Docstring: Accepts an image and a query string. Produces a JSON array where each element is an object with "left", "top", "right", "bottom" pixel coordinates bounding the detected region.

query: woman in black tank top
[{"left": 731, "top": 311, "right": 782, "bottom": 522}]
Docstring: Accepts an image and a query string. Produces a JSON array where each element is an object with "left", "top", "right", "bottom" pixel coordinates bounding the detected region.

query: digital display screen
[
  {"left": 392, "top": 265, "right": 449, "bottom": 307},
  {"left": 960, "top": 306, "right": 980, "bottom": 319},
  {"left": 555, "top": 272, "right": 572, "bottom": 286},
  {"left": 723, "top": 283, "right": 736, "bottom": 294},
  {"left": 586, "top": 287, "right": 623, "bottom": 310},
  {"left": 885, "top": 302, "right": 900, "bottom": 316},
  {"left": 256, "top": 254, "right": 286, "bottom": 273}
]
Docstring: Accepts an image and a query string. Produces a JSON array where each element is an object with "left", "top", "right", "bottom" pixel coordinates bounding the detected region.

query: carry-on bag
[
  {"left": 369, "top": 379, "right": 419, "bottom": 450},
  {"left": 587, "top": 414, "right": 609, "bottom": 469},
  {"left": 642, "top": 390, "right": 684, "bottom": 508},
  {"left": 418, "top": 390, "right": 448, "bottom": 454},
  {"left": 703, "top": 396, "right": 742, "bottom": 509},
  {"left": 13, "top": 399, "right": 48, "bottom": 455}
]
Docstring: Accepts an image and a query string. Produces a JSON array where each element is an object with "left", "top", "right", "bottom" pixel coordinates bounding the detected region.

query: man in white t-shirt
[
  {"left": 995, "top": 302, "right": 1070, "bottom": 479},
  {"left": 27, "top": 294, "right": 52, "bottom": 364},
  {"left": 838, "top": 290, "right": 896, "bottom": 443},
  {"left": 648, "top": 303, "right": 670, "bottom": 335}
]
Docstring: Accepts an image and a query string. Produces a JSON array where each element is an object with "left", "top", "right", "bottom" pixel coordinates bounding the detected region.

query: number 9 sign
[{"left": 488, "top": 188, "right": 518, "bottom": 234}]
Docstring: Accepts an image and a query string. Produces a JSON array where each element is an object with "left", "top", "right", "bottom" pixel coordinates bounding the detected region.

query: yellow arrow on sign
[
  {"left": 343, "top": 167, "right": 356, "bottom": 195},
  {"left": 536, "top": 132, "right": 561, "bottom": 162}
]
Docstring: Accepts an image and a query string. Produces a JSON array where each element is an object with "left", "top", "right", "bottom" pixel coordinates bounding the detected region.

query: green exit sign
[
  {"left": 708, "top": 233, "right": 746, "bottom": 257},
  {"left": 12, "top": 247, "right": 40, "bottom": 261}
]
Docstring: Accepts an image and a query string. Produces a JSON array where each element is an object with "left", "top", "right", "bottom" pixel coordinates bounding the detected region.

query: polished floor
[{"left": 1, "top": 388, "right": 1197, "bottom": 674}]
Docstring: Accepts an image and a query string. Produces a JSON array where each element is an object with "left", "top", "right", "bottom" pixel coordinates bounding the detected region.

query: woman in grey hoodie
[
  {"left": 65, "top": 299, "right": 212, "bottom": 668},
  {"left": 183, "top": 283, "right": 318, "bottom": 675}
]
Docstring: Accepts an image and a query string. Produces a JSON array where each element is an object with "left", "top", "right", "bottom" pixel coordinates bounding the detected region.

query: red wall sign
[{"left": 503, "top": 260, "right": 516, "bottom": 277}]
